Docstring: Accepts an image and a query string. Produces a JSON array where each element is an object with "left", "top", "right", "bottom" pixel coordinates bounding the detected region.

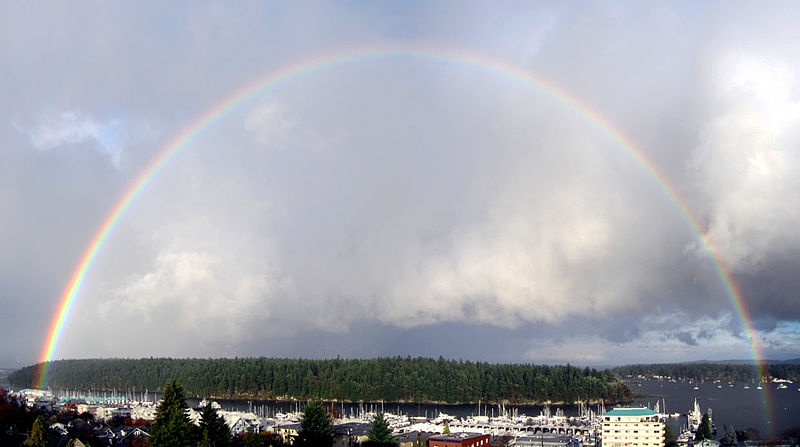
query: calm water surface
[{"left": 627, "top": 379, "right": 800, "bottom": 438}]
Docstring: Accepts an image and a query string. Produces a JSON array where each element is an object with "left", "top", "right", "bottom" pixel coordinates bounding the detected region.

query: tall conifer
[
  {"left": 297, "top": 401, "right": 333, "bottom": 447},
  {"left": 29, "top": 415, "right": 48, "bottom": 447},
  {"left": 150, "top": 380, "right": 196, "bottom": 447},
  {"left": 367, "top": 412, "right": 398, "bottom": 446},
  {"left": 695, "top": 412, "right": 714, "bottom": 441},
  {"left": 198, "top": 403, "right": 232, "bottom": 447}
]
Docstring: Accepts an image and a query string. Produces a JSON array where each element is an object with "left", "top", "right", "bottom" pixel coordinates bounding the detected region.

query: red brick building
[{"left": 428, "top": 433, "right": 491, "bottom": 447}]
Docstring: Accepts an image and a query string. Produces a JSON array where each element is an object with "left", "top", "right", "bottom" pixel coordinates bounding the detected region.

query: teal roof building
[
  {"left": 601, "top": 407, "right": 664, "bottom": 447},
  {"left": 604, "top": 408, "right": 658, "bottom": 417}
]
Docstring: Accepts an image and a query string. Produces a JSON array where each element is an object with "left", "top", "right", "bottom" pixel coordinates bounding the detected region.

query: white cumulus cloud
[{"left": 692, "top": 53, "right": 800, "bottom": 273}]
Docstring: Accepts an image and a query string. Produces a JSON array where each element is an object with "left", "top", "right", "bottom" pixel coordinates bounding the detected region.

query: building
[
  {"left": 274, "top": 423, "right": 301, "bottom": 445},
  {"left": 76, "top": 403, "right": 98, "bottom": 415},
  {"left": 333, "top": 421, "right": 371, "bottom": 447},
  {"left": 428, "top": 433, "right": 491, "bottom": 447},
  {"left": 516, "top": 434, "right": 574, "bottom": 447},
  {"left": 395, "top": 431, "right": 436, "bottom": 447},
  {"left": 601, "top": 408, "right": 664, "bottom": 447}
]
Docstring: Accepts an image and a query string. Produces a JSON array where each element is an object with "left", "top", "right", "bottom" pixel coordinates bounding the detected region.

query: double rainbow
[{"left": 36, "top": 43, "right": 771, "bottom": 428}]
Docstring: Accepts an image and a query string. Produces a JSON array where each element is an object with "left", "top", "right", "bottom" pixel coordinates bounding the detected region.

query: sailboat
[{"left": 687, "top": 398, "right": 702, "bottom": 432}]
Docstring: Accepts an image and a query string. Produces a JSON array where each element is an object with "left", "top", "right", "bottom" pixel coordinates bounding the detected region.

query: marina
[{"left": 7, "top": 377, "right": 800, "bottom": 442}]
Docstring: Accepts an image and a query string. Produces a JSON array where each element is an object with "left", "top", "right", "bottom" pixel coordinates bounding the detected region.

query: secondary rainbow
[{"left": 36, "top": 42, "right": 772, "bottom": 428}]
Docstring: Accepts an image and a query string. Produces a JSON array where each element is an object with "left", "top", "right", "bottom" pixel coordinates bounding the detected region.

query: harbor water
[
  {"left": 7, "top": 378, "right": 799, "bottom": 438},
  {"left": 627, "top": 379, "right": 800, "bottom": 439}
]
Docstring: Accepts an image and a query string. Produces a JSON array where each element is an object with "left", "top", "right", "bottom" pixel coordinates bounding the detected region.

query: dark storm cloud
[
  {"left": 675, "top": 332, "right": 699, "bottom": 346},
  {"left": 604, "top": 322, "right": 641, "bottom": 344}
]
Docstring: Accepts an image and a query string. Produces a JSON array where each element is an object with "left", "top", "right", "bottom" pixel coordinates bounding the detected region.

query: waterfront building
[
  {"left": 600, "top": 407, "right": 664, "bottom": 447},
  {"left": 395, "top": 431, "right": 436, "bottom": 447},
  {"left": 516, "top": 434, "right": 574, "bottom": 447},
  {"left": 428, "top": 432, "right": 491, "bottom": 447},
  {"left": 333, "top": 421, "right": 371, "bottom": 447}
]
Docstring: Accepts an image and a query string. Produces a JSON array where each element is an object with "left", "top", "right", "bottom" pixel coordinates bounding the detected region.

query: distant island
[
  {"left": 8, "top": 357, "right": 630, "bottom": 405},
  {"left": 612, "top": 362, "right": 800, "bottom": 382}
]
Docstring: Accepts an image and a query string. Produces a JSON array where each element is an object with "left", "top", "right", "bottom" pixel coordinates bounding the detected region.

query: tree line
[
  {"left": 612, "top": 362, "right": 800, "bottom": 382},
  {"left": 9, "top": 357, "right": 630, "bottom": 404}
]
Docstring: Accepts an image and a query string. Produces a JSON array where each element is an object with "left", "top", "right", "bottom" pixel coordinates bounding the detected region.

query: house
[
  {"left": 275, "top": 422, "right": 301, "bottom": 445},
  {"left": 229, "top": 416, "right": 261, "bottom": 435},
  {"left": 111, "top": 407, "right": 132, "bottom": 419},
  {"left": 76, "top": 403, "right": 98, "bottom": 415},
  {"left": 93, "top": 426, "right": 150, "bottom": 447},
  {"left": 114, "top": 426, "right": 150, "bottom": 446},
  {"left": 219, "top": 410, "right": 265, "bottom": 435}
]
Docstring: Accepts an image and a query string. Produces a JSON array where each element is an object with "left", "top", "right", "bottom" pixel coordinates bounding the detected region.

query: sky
[{"left": 2, "top": 1, "right": 800, "bottom": 368}]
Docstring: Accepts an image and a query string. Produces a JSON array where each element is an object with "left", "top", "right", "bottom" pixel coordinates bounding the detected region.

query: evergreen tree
[
  {"left": 664, "top": 423, "right": 678, "bottom": 447},
  {"left": 367, "top": 412, "right": 397, "bottom": 446},
  {"left": 29, "top": 415, "right": 48, "bottom": 447},
  {"left": 150, "top": 380, "right": 197, "bottom": 447},
  {"left": 297, "top": 401, "right": 333, "bottom": 447},
  {"left": 695, "top": 412, "right": 713, "bottom": 441},
  {"left": 198, "top": 404, "right": 232, "bottom": 447},
  {"left": 724, "top": 425, "right": 737, "bottom": 446},
  {"left": 241, "top": 427, "right": 263, "bottom": 447},
  {"left": 442, "top": 421, "right": 450, "bottom": 435}
]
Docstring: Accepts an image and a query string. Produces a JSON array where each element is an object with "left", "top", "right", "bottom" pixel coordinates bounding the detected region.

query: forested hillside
[
  {"left": 613, "top": 363, "right": 800, "bottom": 382},
  {"left": 9, "top": 357, "right": 630, "bottom": 404}
]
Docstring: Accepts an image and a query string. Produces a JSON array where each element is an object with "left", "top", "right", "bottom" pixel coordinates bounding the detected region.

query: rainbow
[{"left": 36, "top": 43, "right": 772, "bottom": 429}]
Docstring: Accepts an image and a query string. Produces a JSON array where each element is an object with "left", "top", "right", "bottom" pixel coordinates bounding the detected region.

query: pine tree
[
  {"left": 664, "top": 423, "right": 678, "bottom": 447},
  {"left": 695, "top": 412, "right": 713, "bottom": 441},
  {"left": 198, "top": 404, "right": 232, "bottom": 447},
  {"left": 297, "top": 401, "right": 333, "bottom": 447},
  {"left": 442, "top": 421, "right": 450, "bottom": 435},
  {"left": 29, "top": 415, "right": 48, "bottom": 447},
  {"left": 150, "top": 380, "right": 197, "bottom": 447},
  {"left": 724, "top": 425, "right": 737, "bottom": 446},
  {"left": 367, "top": 412, "right": 398, "bottom": 446},
  {"left": 242, "top": 428, "right": 263, "bottom": 447}
]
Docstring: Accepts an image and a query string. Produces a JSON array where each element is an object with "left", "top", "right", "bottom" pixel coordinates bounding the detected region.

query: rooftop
[
  {"left": 430, "top": 432, "right": 489, "bottom": 441},
  {"left": 604, "top": 407, "right": 658, "bottom": 417},
  {"left": 394, "top": 431, "right": 436, "bottom": 442}
]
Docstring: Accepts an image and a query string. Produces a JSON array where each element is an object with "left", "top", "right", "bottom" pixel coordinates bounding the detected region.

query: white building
[{"left": 601, "top": 407, "right": 664, "bottom": 447}]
